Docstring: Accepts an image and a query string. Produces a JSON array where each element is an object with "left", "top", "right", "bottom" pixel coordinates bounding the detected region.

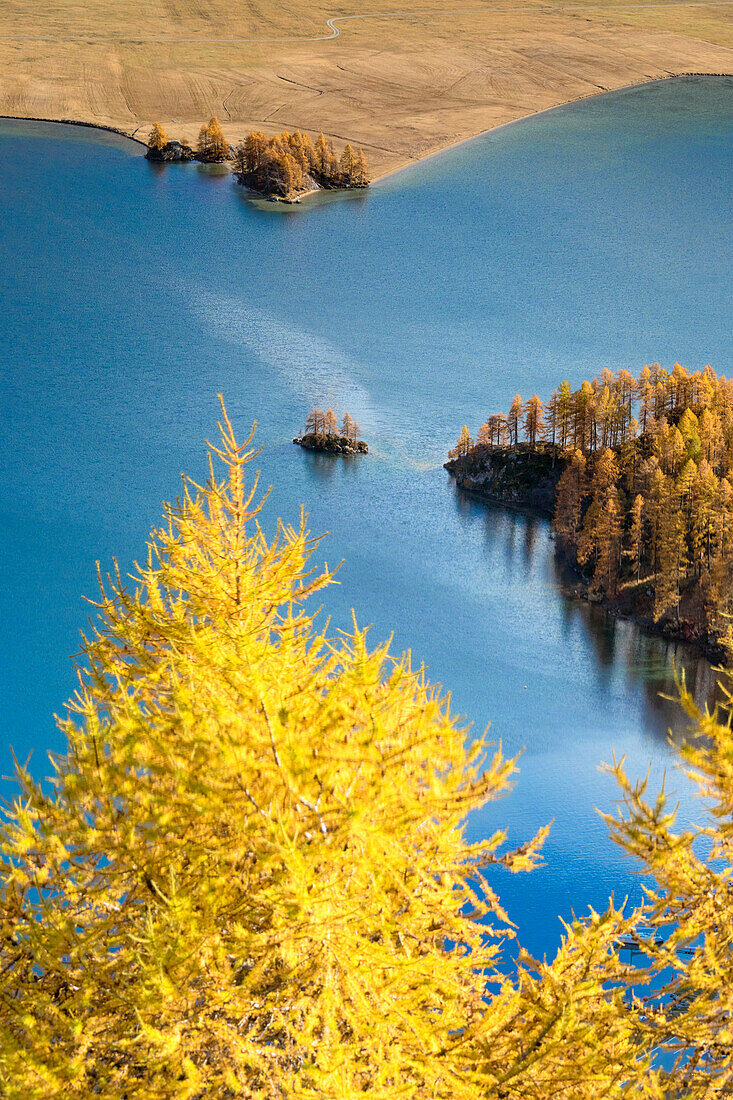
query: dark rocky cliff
[{"left": 444, "top": 444, "right": 566, "bottom": 515}]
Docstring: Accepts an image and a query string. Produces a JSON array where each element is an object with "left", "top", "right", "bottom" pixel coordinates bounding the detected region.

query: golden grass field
[{"left": 1, "top": 0, "right": 731, "bottom": 176}]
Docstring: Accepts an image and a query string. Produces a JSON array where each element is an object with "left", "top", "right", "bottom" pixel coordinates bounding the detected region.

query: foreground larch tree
[
  {"left": 606, "top": 664, "right": 733, "bottom": 1096},
  {"left": 0, "top": 403, "right": 661, "bottom": 1098}
]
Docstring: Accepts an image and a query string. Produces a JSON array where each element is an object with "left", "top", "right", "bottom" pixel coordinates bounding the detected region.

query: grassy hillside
[{"left": 1, "top": 0, "right": 731, "bottom": 177}]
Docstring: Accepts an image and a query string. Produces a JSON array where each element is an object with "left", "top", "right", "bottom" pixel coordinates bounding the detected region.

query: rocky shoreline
[{"left": 445, "top": 445, "right": 727, "bottom": 665}]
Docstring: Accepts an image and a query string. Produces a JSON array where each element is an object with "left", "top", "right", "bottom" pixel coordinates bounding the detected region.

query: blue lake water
[{"left": 1, "top": 76, "right": 731, "bottom": 959}]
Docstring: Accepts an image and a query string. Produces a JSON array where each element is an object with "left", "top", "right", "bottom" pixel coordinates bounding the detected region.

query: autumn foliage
[
  {"left": 4, "top": 402, "right": 733, "bottom": 1094},
  {"left": 147, "top": 121, "right": 168, "bottom": 151},
  {"left": 304, "top": 406, "right": 362, "bottom": 441},
  {"left": 196, "top": 116, "right": 230, "bottom": 162},
  {"left": 233, "top": 129, "right": 369, "bottom": 198},
  {"left": 452, "top": 362, "right": 733, "bottom": 639}
]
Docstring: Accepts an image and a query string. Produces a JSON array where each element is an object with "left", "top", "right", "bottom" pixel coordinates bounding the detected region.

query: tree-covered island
[
  {"left": 447, "top": 362, "right": 733, "bottom": 659},
  {"left": 146, "top": 120, "right": 370, "bottom": 201},
  {"left": 294, "top": 407, "right": 368, "bottom": 454}
]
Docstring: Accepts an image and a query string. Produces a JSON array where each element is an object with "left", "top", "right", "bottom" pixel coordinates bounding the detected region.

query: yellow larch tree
[
  {"left": 147, "top": 122, "right": 168, "bottom": 150},
  {"left": 628, "top": 493, "right": 645, "bottom": 581},
  {"left": 353, "top": 148, "right": 370, "bottom": 186},
  {"left": 554, "top": 449, "right": 587, "bottom": 559},
  {"left": 0, "top": 403, "right": 666, "bottom": 1098},
  {"left": 508, "top": 394, "right": 523, "bottom": 448},
  {"left": 606, "top": 661, "right": 733, "bottom": 1096},
  {"left": 339, "top": 143, "right": 356, "bottom": 181},
  {"left": 197, "top": 116, "right": 230, "bottom": 162},
  {"left": 449, "top": 424, "right": 473, "bottom": 461},
  {"left": 523, "top": 394, "right": 544, "bottom": 445}
]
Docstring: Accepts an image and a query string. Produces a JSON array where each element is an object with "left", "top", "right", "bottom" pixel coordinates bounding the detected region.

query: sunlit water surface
[{"left": 1, "top": 76, "right": 731, "bottom": 958}]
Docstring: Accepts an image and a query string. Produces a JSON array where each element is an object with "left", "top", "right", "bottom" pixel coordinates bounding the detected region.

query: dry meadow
[{"left": 1, "top": 0, "right": 732, "bottom": 176}]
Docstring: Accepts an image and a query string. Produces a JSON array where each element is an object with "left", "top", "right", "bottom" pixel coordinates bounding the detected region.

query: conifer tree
[
  {"left": 449, "top": 425, "right": 473, "bottom": 461},
  {"left": 147, "top": 122, "right": 168, "bottom": 150},
  {"left": 554, "top": 450, "right": 587, "bottom": 559},
  {"left": 1, "top": 403, "right": 629, "bottom": 1100},
  {"left": 637, "top": 365, "right": 654, "bottom": 432},
  {"left": 573, "top": 381, "right": 596, "bottom": 452},
  {"left": 546, "top": 389, "right": 559, "bottom": 446},
  {"left": 557, "top": 380, "right": 573, "bottom": 448},
  {"left": 197, "top": 116, "right": 230, "bottom": 162},
  {"left": 595, "top": 493, "right": 622, "bottom": 592},
  {"left": 523, "top": 394, "right": 544, "bottom": 445},
  {"left": 508, "top": 395, "right": 522, "bottom": 449},
  {"left": 324, "top": 407, "right": 338, "bottom": 435},
  {"left": 0, "top": 406, "right": 690, "bottom": 1097},
  {"left": 247, "top": 130, "right": 267, "bottom": 171},
  {"left": 341, "top": 411, "right": 353, "bottom": 439},
  {"left": 315, "top": 132, "right": 338, "bottom": 180},
  {"left": 628, "top": 493, "right": 644, "bottom": 581},
  {"left": 353, "top": 147, "right": 370, "bottom": 186},
  {"left": 339, "top": 143, "right": 357, "bottom": 182},
  {"left": 606, "top": 669, "right": 733, "bottom": 1093},
  {"left": 655, "top": 501, "right": 687, "bottom": 620}
]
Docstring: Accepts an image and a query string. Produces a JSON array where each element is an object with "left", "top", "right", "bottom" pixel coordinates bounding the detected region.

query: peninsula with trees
[
  {"left": 146, "top": 119, "right": 369, "bottom": 201},
  {"left": 294, "top": 408, "right": 368, "bottom": 454},
  {"left": 446, "top": 362, "right": 733, "bottom": 659}
]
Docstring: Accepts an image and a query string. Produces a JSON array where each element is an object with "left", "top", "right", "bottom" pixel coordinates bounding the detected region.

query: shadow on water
[
  {"left": 300, "top": 450, "right": 363, "bottom": 484},
  {"left": 450, "top": 482, "right": 724, "bottom": 744}
]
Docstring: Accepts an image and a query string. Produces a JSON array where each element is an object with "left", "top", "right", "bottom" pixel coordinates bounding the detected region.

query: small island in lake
[
  {"left": 145, "top": 120, "right": 370, "bottom": 201},
  {"left": 294, "top": 408, "right": 368, "bottom": 454},
  {"left": 446, "top": 363, "right": 733, "bottom": 661}
]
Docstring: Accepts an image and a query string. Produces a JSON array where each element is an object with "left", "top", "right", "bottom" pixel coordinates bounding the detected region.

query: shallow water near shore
[{"left": 1, "top": 76, "right": 731, "bottom": 958}]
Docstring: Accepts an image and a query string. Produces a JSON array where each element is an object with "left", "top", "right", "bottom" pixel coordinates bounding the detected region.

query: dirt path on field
[{"left": 0, "top": 0, "right": 731, "bottom": 177}]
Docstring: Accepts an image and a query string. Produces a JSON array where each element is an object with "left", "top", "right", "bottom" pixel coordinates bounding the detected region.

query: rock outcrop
[
  {"left": 444, "top": 444, "right": 565, "bottom": 515},
  {"left": 294, "top": 433, "right": 368, "bottom": 455},
  {"left": 145, "top": 141, "right": 196, "bottom": 162}
]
